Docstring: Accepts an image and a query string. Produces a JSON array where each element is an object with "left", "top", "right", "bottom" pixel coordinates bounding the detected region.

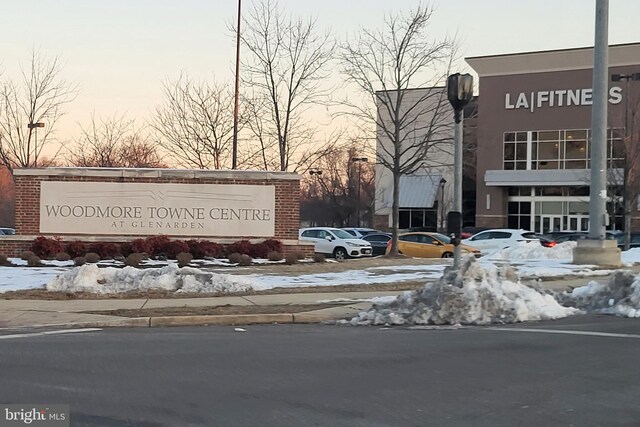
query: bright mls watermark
[{"left": 0, "top": 405, "right": 68, "bottom": 427}]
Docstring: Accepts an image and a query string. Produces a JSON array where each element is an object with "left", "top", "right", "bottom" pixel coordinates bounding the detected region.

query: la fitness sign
[
  {"left": 40, "top": 182, "right": 275, "bottom": 237},
  {"left": 505, "top": 86, "right": 623, "bottom": 112}
]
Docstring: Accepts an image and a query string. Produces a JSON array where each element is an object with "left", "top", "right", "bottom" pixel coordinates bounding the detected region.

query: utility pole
[{"left": 232, "top": 0, "right": 242, "bottom": 169}]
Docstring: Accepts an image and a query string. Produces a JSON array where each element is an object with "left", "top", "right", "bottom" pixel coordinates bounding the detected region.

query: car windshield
[
  {"left": 331, "top": 229, "right": 355, "bottom": 239},
  {"left": 432, "top": 233, "right": 451, "bottom": 243}
]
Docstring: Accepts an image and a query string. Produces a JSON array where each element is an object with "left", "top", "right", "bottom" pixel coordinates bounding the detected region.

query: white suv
[
  {"left": 299, "top": 227, "right": 373, "bottom": 260},
  {"left": 461, "top": 229, "right": 539, "bottom": 253}
]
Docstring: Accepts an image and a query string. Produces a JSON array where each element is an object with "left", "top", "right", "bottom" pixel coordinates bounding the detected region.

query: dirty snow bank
[
  {"left": 561, "top": 270, "right": 640, "bottom": 318},
  {"left": 486, "top": 241, "right": 576, "bottom": 261},
  {"left": 350, "top": 257, "right": 578, "bottom": 326},
  {"left": 46, "top": 264, "right": 255, "bottom": 294}
]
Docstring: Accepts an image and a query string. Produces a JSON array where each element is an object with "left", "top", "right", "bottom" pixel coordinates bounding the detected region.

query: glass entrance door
[
  {"left": 567, "top": 215, "right": 589, "bottom": 232},
  {"left": 540, "top": 215, "right": 563, "bottom": 234}
]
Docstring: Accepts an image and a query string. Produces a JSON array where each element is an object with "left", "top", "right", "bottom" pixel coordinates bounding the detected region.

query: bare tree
[
  {"left": 237, "top": 0, "right": 335, "bottom": 171},
  {"left": 67, "top": 113, "right": 165, "bottom": 168},
  {"left": 608, "top": 95, "right": 640, "bottom": 249},
  {"left": 338, "top": 5, "right": 455, "bottom": 254},
  {"left": 0, "top": 51, "right": 78, "bottom": 172},
  {"left": 151, "top": 74, "right": 236, "bottom": 169},
  {"left": 300, "top": 145, "right": 375, "bottom": 227}
]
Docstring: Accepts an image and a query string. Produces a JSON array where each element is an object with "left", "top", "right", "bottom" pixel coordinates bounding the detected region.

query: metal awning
[{"left": 397, "top": 175, "right": 442, "bottom": 208}]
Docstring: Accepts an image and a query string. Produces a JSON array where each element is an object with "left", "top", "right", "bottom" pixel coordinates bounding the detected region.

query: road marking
[
  {"left": 487, "top": 327, "right": 640, "bottom": 339},
  {"left": 0, "top": 328, "right": 102, "bottom": 340}
]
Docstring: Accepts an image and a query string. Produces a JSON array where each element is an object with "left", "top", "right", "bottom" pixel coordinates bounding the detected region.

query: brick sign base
[{"left": 1, "top": 168, "right": 312, "bottom": 257}]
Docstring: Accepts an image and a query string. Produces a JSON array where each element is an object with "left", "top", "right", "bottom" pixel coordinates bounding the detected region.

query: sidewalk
[
  {"left": 0, "top": 275, "right": 602, "bottom": 330},
  {"left": 0, "top": 290, "right": 402, "bottom": 330}
]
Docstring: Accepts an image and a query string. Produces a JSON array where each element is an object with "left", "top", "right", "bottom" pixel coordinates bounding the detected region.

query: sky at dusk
[{"left": 1, "top": 0, "right": 639, "bottom": 143}]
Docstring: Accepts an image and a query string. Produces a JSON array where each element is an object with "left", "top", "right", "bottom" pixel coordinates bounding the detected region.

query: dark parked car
[
  {"left": 362, "top": 232, "right": 392, "bottom": 256},
  {"left": 534, "top": 234, "right": 557, "bottom": 248},
  {"left": 461, "top": 226, "right": 490, "bottom": 239}
]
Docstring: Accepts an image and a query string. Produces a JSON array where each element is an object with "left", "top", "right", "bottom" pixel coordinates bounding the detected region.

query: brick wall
[{"left": 1, "top": 168, "right": 311, "bottom": 257}]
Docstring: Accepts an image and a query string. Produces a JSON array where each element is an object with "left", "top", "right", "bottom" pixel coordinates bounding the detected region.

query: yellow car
[{"left": 386, "top": 232, "right": 481, "bottom": 258}]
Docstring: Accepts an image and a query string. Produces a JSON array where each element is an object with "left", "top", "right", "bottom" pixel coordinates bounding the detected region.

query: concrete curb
[{"left": 0, "top": 310, "right": 358, "bottom": 330}]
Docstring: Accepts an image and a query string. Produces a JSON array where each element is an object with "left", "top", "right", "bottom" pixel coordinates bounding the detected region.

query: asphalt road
[{"left": 1, "top": 316, "right": 639, "bottom": 427}]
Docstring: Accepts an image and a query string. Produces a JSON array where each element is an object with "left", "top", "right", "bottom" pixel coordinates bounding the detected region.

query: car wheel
[
  {"left": 441, "top": 252, "right": 453, "bottom": 258},
  {"left": 333, "top": 247, "right": 347, "bottom": 260}
]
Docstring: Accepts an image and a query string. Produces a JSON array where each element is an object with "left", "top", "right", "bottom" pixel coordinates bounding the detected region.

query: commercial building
[{"left": 467, "top": 43, "right": 640, "bottom": 234}]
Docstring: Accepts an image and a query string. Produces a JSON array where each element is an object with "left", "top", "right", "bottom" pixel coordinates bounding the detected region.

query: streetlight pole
[
  {"left": 351, "top": 157, "right": 368, "bottom": 227},
  {"left": 611, "top": 72, "right": 640, "bottom": 250},
  {"left": 439, "top": 178, "right": 447, "bottom": 232},
  {"left": 232, "top": 0, "right": 242, "bottom": 170},
  {"left": 446, "top": 73, "right": 473, "bottom": 270},
  {"left": 574, "top": 0, "right": 621, "bottom": 266},
  {"left": 27, "top": 122, "right": 45, "bottom": 158}
]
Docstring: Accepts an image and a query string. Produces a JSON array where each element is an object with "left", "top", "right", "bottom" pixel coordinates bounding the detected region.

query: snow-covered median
[
  {"left": 561, "top": 271, "right": 640, "bottom": 318},
  {"left": 46, "top": 264, "right": 254, "bottom": 294},
  {"left": 350, "top": 257, "right": 579, "bottom": 326}
]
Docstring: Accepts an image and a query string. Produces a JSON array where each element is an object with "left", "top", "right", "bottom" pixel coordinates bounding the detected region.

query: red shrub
[
  {"left": 263, "top": 239, "right": 283, "bottom": 254},
  {"left": 89, "top": 242, "right": 121, "bottom": 259},
  {"left": 164, "top": 240, "right": 190, "bottom": 259},
  {"left": 31, "top": 236, "right": 64, "bottom": 259},
  {"left": 145, "top": 235, "right": 172, "bottom": 256},
  {"left": 131, "top": 238, "right": 153, "bottom": 254},
  {"left": 187, "top": 240, "right": 223, "bottom": 259},
  {"left": 120, "top": 242, "right": 134, "bottom": 257},
  {"left": 249, "top": 242, "right": 270, "bottom": 259},
  {"left": 225, "top": 240, "right": 253, "bottom": 256},
  {"left": 65, "top": 241, "right": 87, "bottom": 258}
]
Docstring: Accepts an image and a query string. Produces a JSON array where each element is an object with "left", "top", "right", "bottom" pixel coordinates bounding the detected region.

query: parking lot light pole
[
  {"left": 446, "top": 73, "right": 473, "bottom": 270},
  {"left": 27, "top": 122, "right": 45, "bottom": 153},
  {"left": 439, "top": 177, "right": 447, "bottom": 232},
  {"left": 351, "top": 157, "right": 368, "bottom": 227}
]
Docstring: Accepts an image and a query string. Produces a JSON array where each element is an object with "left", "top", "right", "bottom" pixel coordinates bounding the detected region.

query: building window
[
  {"left": 507, "top": 201, "right": 532, "bottom": 230},
  {"left": 503, "top": 128, "right": 623, "bottom": 171},
  {"left": 503, "top": 132, "right": 527, "bottom": 170},
  {"left": 399, "top": 208, "right": 437, "bottom": 230}
]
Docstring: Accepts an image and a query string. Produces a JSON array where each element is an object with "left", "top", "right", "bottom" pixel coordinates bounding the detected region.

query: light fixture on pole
[
  {"left": 309, "top": 168, "right": 323, "bottom": 199},
  {"left": 351, "top": 157, "right": 368, "bottom": 227},
  {"left": 446, "top": 73, "right": 473, "bottom": 270},
  {"left": 27, "top": 122, "right": 45, "bottom": 155},
  {"left": 439, "top": 177, "right": 447, "bottom": 232},
  {"left": 611, "top": 72, "right": 640, "bottom": 251}
]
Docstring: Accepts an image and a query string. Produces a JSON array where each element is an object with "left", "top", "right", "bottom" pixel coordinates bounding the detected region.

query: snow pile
[
  {"left": 486, "top": 241, "right": 576, "bottom": 261},
  {"left": 350, "top": 257, "right": 578, "bottom": 326},
  {"left": 46, "top": 264, "right": 255, "bottom": 294},
  {"left": 621, "top": 248, "right": 640, "bottom": 265},
  {"left": 561, "top": 270, "right": 640, "bottom": 318}
]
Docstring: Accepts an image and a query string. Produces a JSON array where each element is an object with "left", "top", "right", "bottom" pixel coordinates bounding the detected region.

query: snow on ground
[
  {"left": 0, "top": 241, "right": 631, "bottom": 295},
  {"left": 0, "top": 267, "right": 69, "bottom": 293},
  {"left": 485, "top": 241, "right": 576, "bottom": 261},
  {"left": 349, "top": 257, "right": 579, "bottom": 326},
  {"left": 560, "top": 271, "right": 640, "bottom": 318},
  {"left": 621, "top": 248, "right": 640, "bottom": 265},
  {"left": 46, "top": 264, "right": 254, "bottom": 294}
]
